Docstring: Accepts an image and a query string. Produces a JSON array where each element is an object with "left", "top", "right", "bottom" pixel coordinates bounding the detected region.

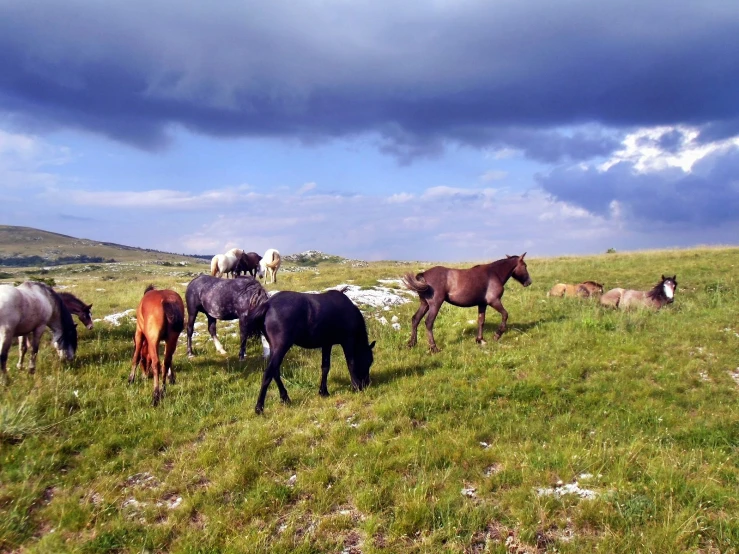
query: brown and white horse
[{"left": 600, "top": 275, "right": 677, "bottom": 310}]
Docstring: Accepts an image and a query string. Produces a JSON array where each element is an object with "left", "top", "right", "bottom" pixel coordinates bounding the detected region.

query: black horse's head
[{"left": 351, "top": 340, "right": 375, "bottom": 391}]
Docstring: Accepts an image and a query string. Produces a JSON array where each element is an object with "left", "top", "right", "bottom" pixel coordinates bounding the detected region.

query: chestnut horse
[
  {"left": 600, "top": 275, "right": 677, "bottom": 310},
  {"left": 129, "top": 285, "right": 185, "bottom": 406},
  {"left": 548, "top": 281, "right": 604, "bottom": 298},
  {"left": 403, "top": 254, "right": 532, "bottom": 352}
]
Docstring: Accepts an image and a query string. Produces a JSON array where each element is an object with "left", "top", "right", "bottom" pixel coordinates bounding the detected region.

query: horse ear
[
  {"left": 672, "top": 275, "right": 677, "bottom": 281},
  {"left": 661, "top": 274, "right": 666, "bottom": 281},
  {"left": 506, "top": 254, "right": 512, "bottom": 258},
  {"left": 520, "top": 252, "right": 527, "bottom": 260},
  {"left": 87, "top": 304, "right": 93, "bottom": 310},
  {"left": 369, "top": 341, "right": 376, "bottom": 350}
]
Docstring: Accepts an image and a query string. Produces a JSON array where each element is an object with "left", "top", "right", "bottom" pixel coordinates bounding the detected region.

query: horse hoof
[
  {"left": 430, "top": 346, "right": 441, "bottom": 354},
  {"left": 255, "top": 405, "right": 264, "bottom": 415},
  {"left": 281, "top": 396, "right": 292, "bottom": 405},
  {"left": 187, "top": 353, "right": 195, "bottom": 359},
  {"left": 476, "top": 339, "right": 487, "bottom": 346}
]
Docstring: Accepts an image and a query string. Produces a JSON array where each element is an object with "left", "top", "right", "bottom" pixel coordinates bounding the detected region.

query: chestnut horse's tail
[{"left": 402, "top": 272, "right": 431, "bottom": 295}]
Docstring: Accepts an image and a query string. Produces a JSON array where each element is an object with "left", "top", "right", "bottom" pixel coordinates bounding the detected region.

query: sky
[{"left": 1, "top": 0, "right": 738, "bottom": 261}]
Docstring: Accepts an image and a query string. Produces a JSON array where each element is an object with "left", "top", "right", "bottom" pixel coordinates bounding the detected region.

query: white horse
[
  {"left": 0, "top": 281, "right": 78, "bottom": 384},
  {"left": 225, "top": 248, "right": 244, "bottom": 259},
  {"left": 210, "top": 253, "right": 239, "bottom": 278},
  {"left": 258, "top": 248, "right": 282, "bottom": 284}
]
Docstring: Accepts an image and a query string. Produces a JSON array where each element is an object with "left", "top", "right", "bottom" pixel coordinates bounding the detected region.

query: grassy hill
[
  {"left": 1, "top": 246, "right": 738, "bottom": 553},
  {"left": 0, "top": 225, "right": 208, "bottom": 266}
]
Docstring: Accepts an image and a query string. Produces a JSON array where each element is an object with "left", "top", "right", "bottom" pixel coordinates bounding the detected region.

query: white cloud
[
  {"left": 479, "top": 170, "right": 507, "bottom": 182},
  {"left": 387, "top": 192, "right": 414, "bottom": 203},
  {"left": 297, "top": 181, "right": 317, "bottom": 194},
  {"left": 599, "top": 125, "right": 739, "bottom": 174}
]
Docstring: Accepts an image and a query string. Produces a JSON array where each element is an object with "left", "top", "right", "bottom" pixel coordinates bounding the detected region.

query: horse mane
[
  {"left": 581, "top": 281, "right": 602, "bottom": 287},
  {"left": 29, "top": 282, "right": 77, "bottom": 351},
  {"left": 144, "top": 284, "right": 156, "bottom": 293},
  {"left": 337, "top": 285, "right": 351, "bottom": 294},
  {"left": 646, "top": 278, "right": 669, "bottom": 301},
  {"left": 58, "top": 291, "right": 88, "bottom": 311}
]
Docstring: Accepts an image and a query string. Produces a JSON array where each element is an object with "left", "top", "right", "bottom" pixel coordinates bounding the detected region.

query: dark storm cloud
[
  {"left": 1, "top": 0, "right": 738, "bottom": 161},
  {"left": 537, "top": 147, "right": 739, "bottom": 226}
]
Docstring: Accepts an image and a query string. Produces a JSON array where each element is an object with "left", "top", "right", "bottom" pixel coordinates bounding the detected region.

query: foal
[
  {"left": 403, "top": 254, "right": 532, "bottom": 352},
  {"left": 600, "top": 275, "right": 677, "bottom": 310},
  {"left": 129, "top": 285, "right": 185, "bottom": 406}
]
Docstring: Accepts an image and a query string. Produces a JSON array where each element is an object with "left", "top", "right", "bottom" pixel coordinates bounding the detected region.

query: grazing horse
[
  {"left": 403, "top": 254, "right": 532, "bottom": 352},
  {"left": 129, "top": 285, "right": 185, "bottom": 406},
  {"left": 234, "top": 252, "right": 263, "bottom": 277},
  {"left": 58, "top": 292, "right": 94, "bottom": 329},
  {"left": 258, "top": 248, "right": 281, "bottom": 284},
  {"left": 600, "top": 275, "right": 677, "bottom": 310},
  {"left": 246, "top": 289, "right": 375, "bottom": 414},
  {"left": 548, "top": 281, "right": 604, "bottom": 298},
  {"left": 185, "top": 275, "right": 269, "bottom": 360},
  {"left": 0, "top": 281, "right": 77, "bottom": 384},
  {"left": 210, "top": 253, "right": 239, "bottom": 278}
]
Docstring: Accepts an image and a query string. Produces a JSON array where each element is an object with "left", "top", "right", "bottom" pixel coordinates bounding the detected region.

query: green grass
[{"left": 1, "top": 247, "right": 738, "bottom": 553}]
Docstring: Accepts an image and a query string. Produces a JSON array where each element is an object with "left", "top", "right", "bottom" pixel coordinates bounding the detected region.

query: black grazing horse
[
  {"left": 185, "top": 275, "right": 268, "bottom": 360},
  {"left": 234, "top": 252, "right": 263, "bottom": 278},
  {"left": 403, "top": 254, "right": 532, "bottom": 352},
  {"left": 246, "top": 289, "right": 375, "bottom": 414}
]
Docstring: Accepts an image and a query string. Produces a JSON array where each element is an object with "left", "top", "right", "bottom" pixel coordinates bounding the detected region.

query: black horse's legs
[
  {"left": 490, "top": 298, "right": 508, "bottom": 340},
  {"left": 424, "top": 299, "right": 443, "bottom": 353},
  {"left": 255, "top": 346, "right": 288, "bottom": 414},
  {"left": 319, "top": 345, "right": 332, "bottom": 396},
  {"left": 408, "top": 298, "right": 429, "bottom": 348},
  {"left": 207, "top": 315, "right": 226, "bottom": 355},
  {"left": 186, "top": 309, "right": 198, "bottom": 358},
  {"left": 476, "top": 305, "right": 487, "bottom": 345}
]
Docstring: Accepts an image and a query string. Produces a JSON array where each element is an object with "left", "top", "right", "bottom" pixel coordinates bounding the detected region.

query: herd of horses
[
  {"left": 210, "top": 248, "right": 282, "bottom": 283},
  {"left": 0, "top": 253, "right": 677, "bottom": 412}
]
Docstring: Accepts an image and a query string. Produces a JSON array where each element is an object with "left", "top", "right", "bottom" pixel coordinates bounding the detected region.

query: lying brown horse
[
  {"left": 403, "top": 254, "right": 532, "bottom": 352},
  {"left": 548, "top": 281, "right": 604, "bottom": 298},
  {"left": 129, "top": 285, "right": 185, "bottom": 406},
  {"left": 600, "top": 275, "right": 677, "bottom": 310}
]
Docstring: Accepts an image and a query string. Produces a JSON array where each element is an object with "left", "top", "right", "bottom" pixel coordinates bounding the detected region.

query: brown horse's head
[{"left": 509, "top": 252, "right": 532, "bottom": 287}]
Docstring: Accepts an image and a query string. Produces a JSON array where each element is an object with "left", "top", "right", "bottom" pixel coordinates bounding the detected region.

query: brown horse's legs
[
  {"left": 319, "top": 345, "right": 332, "bottom": 396},
  {"left": 148, "top": 336, "right": 163, "bottom": 406},
  {"left": 489, "top": 298, "right": 508, "bottom": 340},
  {"left": 425, "top": 301, "right": 443, "bottom": 353},
  {"left": 129, "top": 328, "right": 144, "bottom": 384},
  {"left": 163, "top": 332, "right": 177, "bottom": 385},
  {"left": 476, "top": 305, "right": 487, "bottom": 344},
  {"left": 408, "top": 299, "right": 429, "bottom": 348}
]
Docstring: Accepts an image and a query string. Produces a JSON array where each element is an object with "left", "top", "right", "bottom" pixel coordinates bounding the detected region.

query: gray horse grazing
[
  {"left": 600, "top": 275, "right": 677, "bottom": 310},
  {"left": 0, "top": 281, "right": 78, "bottom": 384},
  {"left": 185, "top": 275, "right": 269, "bottom": 360}
]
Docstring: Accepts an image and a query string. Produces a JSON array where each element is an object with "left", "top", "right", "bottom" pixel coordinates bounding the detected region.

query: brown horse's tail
[
  {"left": 163, "top": 299, "right": 185, "bottom": 333},
  {"left": 402, "top": 272, "right": 431, "bottom": 295}
]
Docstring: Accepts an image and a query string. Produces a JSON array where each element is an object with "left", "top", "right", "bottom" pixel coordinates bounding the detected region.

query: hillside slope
[{"left": 0, "top": 225, "right": 206, "bottom": 266}]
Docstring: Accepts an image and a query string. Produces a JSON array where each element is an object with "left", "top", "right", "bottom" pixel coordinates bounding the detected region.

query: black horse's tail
[{"left": 402, "top": 272, "right": 431, "bottom": 295}]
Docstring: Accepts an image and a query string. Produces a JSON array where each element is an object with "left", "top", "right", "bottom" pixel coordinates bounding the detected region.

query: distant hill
[{"left": 0, "top": 225, "right": 210, "bottom": 267}]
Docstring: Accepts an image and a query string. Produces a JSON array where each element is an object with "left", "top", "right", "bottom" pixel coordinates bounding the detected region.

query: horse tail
[
  {"left": 402, "top": 272, "right": 430, "bottom": 295},
  {"left": 163, "top": 298, "right": 185, "bottom": 333},
  {"left": 210, "top": 256, "right": 219, "bottom": 276},
  {"left": 144, "top": 284, "right": 155, "bottom": 293}
]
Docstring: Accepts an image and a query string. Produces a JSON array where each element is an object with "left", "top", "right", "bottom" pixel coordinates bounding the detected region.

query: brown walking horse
[
  {"left": 403, "top": 254, "right": 532, "bottom": 352},
  {"left": 129, "top": 285, "right": 185, "bottom": 406}
]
